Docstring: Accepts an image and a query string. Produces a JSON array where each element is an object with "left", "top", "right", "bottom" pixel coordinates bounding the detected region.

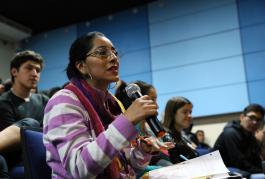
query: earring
[{"left": 88, "top": 72, "right": 93, "bottom": 80}]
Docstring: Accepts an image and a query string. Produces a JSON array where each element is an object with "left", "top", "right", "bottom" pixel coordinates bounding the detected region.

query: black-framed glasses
[
  {"left": 86, "top": 47, "right": 119, "bottom": 59},
  {"left": 245, "top": 115, "right": 263, "bottom": 123}
]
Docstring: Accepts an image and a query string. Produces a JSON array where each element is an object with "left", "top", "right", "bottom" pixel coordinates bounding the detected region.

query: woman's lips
[{"left": 107, "top": 66, "right": 119, "bottom": 74}]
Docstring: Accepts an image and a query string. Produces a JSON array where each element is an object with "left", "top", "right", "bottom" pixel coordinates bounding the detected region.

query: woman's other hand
[{"left": 139, "top": 136, "right": 175, "bottom": 154}]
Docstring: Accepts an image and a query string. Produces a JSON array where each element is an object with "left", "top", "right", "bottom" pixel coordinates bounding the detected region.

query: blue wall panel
[
  {"left": 149, "top": 3, "right": 239, "bottom": 46},
  {"left": 108, "top": 27, "right": 149, "bottom": 53},
  {"left": 238, "top": 0, "right": 265, "bottom": 109},
  {"left": 148, "top": 0, "right": 247, "bottom": 116},
  {"left": 119, "top": 49, "right": 151, "bottom": 76},
  {"left": 237, "top": 0, "right": 265, "bottom": 27},
  {"left": 248, "top": 80, "right": 265, "bottom": 107},
  {"left": 244, "top": 51, "right": 265, "bottom": 81},
  {"left": 240, "top": 24, "right": 265, "bottom": 53},
  {"left": 120, "top": 73, "right": 152, "bottom": 85},
  {"left": 151, "top": 30, "right": 242, "bottom": 71},
  {"left": 77, "top": 6, "right": 148, "bottom": 38},
  {"left": 40, "top": 68, "right": 68, "bottom": 90},
  {"left": 157, "top": 83, "right": 248, "bottom": 117},
  {"left": 148, "top": 0, "right": 234, "bottom": 24},
  {"left": 153, "top": 56, "right": 245, "bottom": 94}
]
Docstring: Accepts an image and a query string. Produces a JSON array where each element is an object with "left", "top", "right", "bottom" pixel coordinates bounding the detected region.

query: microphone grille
[{"left": 125, "top": 83, "right": 141, "bottom": 98}]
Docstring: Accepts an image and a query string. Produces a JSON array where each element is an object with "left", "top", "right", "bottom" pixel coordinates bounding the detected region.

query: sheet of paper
[{"left": 149, "top": 150, "right": 229, "bottom": 179}]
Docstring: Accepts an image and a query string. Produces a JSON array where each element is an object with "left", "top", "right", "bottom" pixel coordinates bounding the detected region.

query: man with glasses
[{"left": 213, "top": 104, "right": 264, "bottom": 178}]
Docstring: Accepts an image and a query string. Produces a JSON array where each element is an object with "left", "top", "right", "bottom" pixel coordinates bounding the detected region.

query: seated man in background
[
  {"left": 0, "top": 50, "right": 49, "bottom": 177},
  {"left": 213, "top": 104, "right": 265, "bottom": 178}
]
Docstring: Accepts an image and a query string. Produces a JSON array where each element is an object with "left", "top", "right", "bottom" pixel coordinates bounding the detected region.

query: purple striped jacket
[{"left": 43, "top": 89, "right": 151, "bottom": 178}]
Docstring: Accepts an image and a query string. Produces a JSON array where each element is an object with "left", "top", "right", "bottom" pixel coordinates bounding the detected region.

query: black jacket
[{"left": 213, "top": 120, "right": 262, "bottom": 173}]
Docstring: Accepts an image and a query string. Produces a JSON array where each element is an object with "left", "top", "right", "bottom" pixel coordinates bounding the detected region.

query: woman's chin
[{"left": 110, "top": 76, "right": 120, "bottom": 82}]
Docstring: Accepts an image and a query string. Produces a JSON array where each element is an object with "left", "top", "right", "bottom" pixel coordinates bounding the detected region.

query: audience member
[
  {"left": 162, "top": 96, "right": 199, "bottom": 164},
  {"left": 0, "top": 50, "right": 49, "bottom": 177},
  {"left": 115, "top": 80, "right": 174, "bottom": 168},
  {"left": 0, "top": 83, "right": 4, "bottom": 96},
  {"left": 213, "top": 104, "right": 265, "bottom": 178},
  {"left": 115, "top": 80, "right": 159, "bottom": 135},
  {"left": 43, "top": 31, "right": 163, "bottom": 178},
  {"left": 0, "top": 79, "right": 12, "bottom": 95},
  {"left": 195, "top": 130, "right": 211, "bottom": 149}
]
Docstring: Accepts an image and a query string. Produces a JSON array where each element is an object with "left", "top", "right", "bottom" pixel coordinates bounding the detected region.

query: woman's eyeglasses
[{"left": 86, "top": 47, "right": 119, "bottom": 59}]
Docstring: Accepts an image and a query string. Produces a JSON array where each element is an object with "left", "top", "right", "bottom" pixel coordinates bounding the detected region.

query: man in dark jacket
[{"left": 213, "top": 104, "right": 265, "bottom": 178}]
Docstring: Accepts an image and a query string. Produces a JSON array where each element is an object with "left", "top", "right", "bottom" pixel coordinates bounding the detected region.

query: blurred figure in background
[
  {"left": 0, "top": 79, "right": 4, "bottom": 95},
  {"left": 195, "top": 130, "right": 211, "bottom": 149},
  {"left": 0, "top": 79, "right": 12, "bottom": 96}
]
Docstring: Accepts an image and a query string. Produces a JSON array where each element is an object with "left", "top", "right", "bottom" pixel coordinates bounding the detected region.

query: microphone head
[{"left": 125, "top": 83, "right": 141, "bottom": 99}]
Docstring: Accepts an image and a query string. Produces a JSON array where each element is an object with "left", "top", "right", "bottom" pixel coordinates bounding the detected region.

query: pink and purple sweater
[{"left": 43, "top": 89, "right": 151, "bottom": 178}]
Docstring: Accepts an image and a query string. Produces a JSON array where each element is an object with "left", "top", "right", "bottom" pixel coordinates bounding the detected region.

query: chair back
[{"left": 21, "top": 127, "right": 51, "bottom": 179}]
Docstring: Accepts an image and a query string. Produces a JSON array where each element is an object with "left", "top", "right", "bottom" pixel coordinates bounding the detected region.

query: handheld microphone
[{"left": 125, "top": 83, "right": 166, "bottom": 138}]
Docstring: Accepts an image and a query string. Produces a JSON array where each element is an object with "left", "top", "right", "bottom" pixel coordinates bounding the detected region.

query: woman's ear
[{"left": 75, "top": 61, "right": 87, "bottom": 75}]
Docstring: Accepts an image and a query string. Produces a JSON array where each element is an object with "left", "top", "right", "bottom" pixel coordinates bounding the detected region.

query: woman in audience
[
  {"left": 43, "top": 31, "right": 164, "bottom": 178},
  {"left": 115, "top": 80, "right": 174, "bottom": 163},
  {"left": 115, "top": 80, "right": 158, "bottom": 135},
  {"left": 162, "top": 96, "right": 199, "bottom": 164}
]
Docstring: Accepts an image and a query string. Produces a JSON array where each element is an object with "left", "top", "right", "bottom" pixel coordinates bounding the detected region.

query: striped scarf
[{"left": 65, "top": 78, "right": 122, "bottom": 178}]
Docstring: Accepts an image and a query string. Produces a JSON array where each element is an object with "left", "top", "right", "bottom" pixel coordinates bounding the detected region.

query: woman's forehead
[{"left": 92, "top": 36, "right": 114, "bottom": 48}]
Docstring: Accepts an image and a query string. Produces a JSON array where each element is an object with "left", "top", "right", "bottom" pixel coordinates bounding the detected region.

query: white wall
[{"left": 0, "top": 40, "right": 17, "bottom": 81}]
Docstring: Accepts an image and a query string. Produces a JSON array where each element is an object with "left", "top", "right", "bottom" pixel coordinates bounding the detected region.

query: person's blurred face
[
  {"left": 0, "top": 84, "right": 5, "bottom": 94},
  {"left": 240, "top": 111, "right": 263, "bottom": 133},
  {"left": 196, "top": 131, "right": 205, "bottom": 143},
  {"left": 76, "top": 36, "right": 119, "bottom": 90},
  {"left": 174, "top": 103, "right": 193, "bottom": 130},
  {"left": 148, "top": 88, "right": 157, "bottom": 103},
  {"left": 11, "top": 60, "right": 41, "bottom": 90}
]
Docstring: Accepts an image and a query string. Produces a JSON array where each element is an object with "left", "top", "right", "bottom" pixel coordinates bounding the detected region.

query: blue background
[{"left": 21, "top": 0, "right": 265, "bottom": 117}]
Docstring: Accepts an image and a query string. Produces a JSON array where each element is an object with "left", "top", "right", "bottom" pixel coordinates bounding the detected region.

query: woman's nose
[{"left": 108, "top": 54, "right": 119, "bottom": 63}]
